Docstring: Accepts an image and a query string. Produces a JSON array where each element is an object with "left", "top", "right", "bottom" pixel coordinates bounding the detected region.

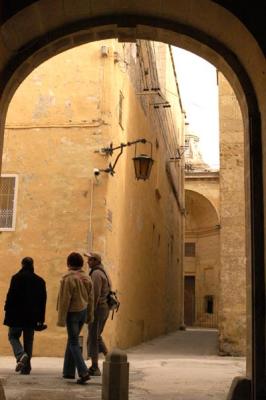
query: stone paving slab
[{"left": 0, "top": 329, "right": 246, "bottom": 400}]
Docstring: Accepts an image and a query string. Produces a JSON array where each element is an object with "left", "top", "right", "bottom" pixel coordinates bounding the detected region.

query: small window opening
[
  {"left": 185, "top": 242, "right": 196, "bottom": 257},
  {"left": 204, "top": 295, "right": 214, "bottom": 314}
]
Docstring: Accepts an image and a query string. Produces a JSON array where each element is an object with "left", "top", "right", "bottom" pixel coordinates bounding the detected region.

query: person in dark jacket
[{"left": 4, "top": 257, "right": 47, "bottom": 374}]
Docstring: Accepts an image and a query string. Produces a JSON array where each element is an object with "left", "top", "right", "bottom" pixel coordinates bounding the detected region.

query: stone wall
[
  {"left": 218, "top": 72, "right": 246, "bottom": 355},
  {"left": 184, "top": 72, "right": 246, "bottom": 355},
  {"left": 184, "top": 176, "right": 220, "bottom": 328},
  {"left": 0, "top": 40, "right": 185, "bottom": 355}
]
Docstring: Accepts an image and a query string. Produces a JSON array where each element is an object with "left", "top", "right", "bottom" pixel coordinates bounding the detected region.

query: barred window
[
  {"left": 185, "top": 242, "right": 196, "bottom": 257},
  {"left": 0, "top": 175, "right": 18, "bottom": 231}
]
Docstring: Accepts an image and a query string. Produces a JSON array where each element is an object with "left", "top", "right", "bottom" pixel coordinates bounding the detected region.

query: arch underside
[{"left": 185, "top": 189, "right": 220, "bottom": 232}]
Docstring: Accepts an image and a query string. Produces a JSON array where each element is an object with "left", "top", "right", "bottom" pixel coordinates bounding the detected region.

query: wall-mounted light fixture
[
  {"left": 97, "top": 138, "right": 154, "bottom": 180},
  {"left": 169, "top": 145, "right": 188, "bottom": 161}
]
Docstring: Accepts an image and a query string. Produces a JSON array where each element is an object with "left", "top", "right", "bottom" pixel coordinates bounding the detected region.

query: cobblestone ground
[{"left": 0, "top": 328, "right": 246, "bottom": 400}]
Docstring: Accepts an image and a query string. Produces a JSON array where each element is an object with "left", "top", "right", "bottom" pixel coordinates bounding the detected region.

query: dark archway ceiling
[
  {"left": 212, "top": 0, "right": 266, "bottom": 55},
  {"left": 0, "top": 1, "right": 265, "bottom": 55}
]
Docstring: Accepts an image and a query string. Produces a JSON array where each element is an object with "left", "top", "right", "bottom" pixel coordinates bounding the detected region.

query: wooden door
[{"left": 184, "top": 276, "right": 195, "bottom": 326}]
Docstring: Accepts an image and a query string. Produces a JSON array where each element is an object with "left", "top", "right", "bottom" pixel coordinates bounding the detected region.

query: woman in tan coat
[{"left": 57, "top": 252, "right": 94, "bottom": 384}]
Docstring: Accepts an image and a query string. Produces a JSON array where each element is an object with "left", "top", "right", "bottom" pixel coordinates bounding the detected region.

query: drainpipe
[{"left": 87, "top": 178, "right": 94, "bottom": 250}]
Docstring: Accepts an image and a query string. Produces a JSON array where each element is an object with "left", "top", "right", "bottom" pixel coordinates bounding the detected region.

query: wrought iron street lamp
[
  {"left": 99, "top": 138, "right": 154, "bottom": 180},
  {"left": 132, "top": 141, "right": 154, "bottom": 180}
]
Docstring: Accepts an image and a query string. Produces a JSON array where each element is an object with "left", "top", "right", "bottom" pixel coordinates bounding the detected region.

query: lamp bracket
[
  {"left": 169, "top": 145, "right": 189, "bottom": 161},
  {"left": 101, "top": 138, "right": 147, "bottom": 155},
  {"left": 100, "top": 138, "right": 148, "bottom": 175}
]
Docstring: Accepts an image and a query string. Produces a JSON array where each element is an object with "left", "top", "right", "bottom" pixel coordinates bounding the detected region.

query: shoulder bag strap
[{"left": 90, "top": 267, "right": 111, "bottom": 290}]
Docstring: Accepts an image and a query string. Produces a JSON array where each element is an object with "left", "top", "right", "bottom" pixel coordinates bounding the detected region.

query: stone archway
[{"left": 0, "top": 1, "right": 265, "bottom": 399}]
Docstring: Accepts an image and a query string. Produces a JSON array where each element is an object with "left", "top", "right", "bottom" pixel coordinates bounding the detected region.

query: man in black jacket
[{"left": 4, "top": 257, "right": 47, "bottom": 374}]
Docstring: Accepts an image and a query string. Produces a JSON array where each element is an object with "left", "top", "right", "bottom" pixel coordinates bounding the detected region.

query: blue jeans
[
  {"left": 63, "top": 309, "right": 88, "bottom": 378},
  {"left": 8, "top": 327, "right": 34, "bottom": 372}
]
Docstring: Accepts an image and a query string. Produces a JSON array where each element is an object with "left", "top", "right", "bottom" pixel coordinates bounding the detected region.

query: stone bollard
[
  {"left": 226, "top": 376, "right": 251, "bottom": 400},
  {"left": 0, "top": 380, "right": 6, "bottom": 400},
  {"left": 102, "top": 349, "right": 129, "bottom": 400}
]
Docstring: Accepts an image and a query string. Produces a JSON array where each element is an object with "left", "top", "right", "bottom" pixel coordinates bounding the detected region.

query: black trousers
[{"left": 87, "top": 305, "right": 109, "bottom": 361}]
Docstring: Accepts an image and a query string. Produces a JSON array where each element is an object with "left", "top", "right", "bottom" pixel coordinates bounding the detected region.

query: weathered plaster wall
[
  {"left": 0, "top": 40, "right": 185, "bottom": 355},
  {"left": 218, "top": 72, "right": 246, "bottom": 355}
]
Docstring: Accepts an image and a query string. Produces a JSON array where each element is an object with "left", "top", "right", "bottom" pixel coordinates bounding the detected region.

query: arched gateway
[{"left": 0, "top": 1, "right": 265, "bottom": 399}]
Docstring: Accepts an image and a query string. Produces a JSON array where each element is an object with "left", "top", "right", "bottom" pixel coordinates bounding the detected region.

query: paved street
[{"left": 0, "top": 328, "right": 245, "bottom": 399}]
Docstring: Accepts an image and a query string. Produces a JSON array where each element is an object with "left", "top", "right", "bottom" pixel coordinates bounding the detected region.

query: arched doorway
[{"left": 0, "top": 2, "right": 265, "bottom": 398}]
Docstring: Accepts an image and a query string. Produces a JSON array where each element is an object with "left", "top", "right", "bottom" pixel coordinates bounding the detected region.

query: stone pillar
[
  {"left": 219, "top": 72, "right": 251, "bottom": 399},
  {"left": 0, "top": 381, "right": 6, "bottom": 400},
  {"left": 218, "top": 73, "right": 246, "bottom": 356},
  {"left": 102, "top": 349, "right": 129, "bottom": 400}
]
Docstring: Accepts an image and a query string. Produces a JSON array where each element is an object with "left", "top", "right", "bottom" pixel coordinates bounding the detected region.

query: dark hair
[
  {"left": 21, "top": 257, "right": 34, "bottom": 272},
  {"left": 67, "top": 252, "right": 84, "bottom": 269}
]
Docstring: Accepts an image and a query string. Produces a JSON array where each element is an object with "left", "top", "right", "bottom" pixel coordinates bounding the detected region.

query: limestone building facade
[
  {"left": 0, "top": 40, "right": 185, "bottom": 356},
  {"left": 184, "top": 128, "right": 220, "bottom": 329},
  {"left": 184, "top": 72, "right": 246, "bottom": 356}
]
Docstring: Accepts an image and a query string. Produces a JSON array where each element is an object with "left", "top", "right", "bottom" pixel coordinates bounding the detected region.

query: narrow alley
[{"left": 0, "top": 328, "right": 245, "bottom": 400}]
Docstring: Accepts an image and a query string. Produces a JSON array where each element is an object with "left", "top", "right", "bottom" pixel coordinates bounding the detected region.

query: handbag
[{"left": 107, "top": 290, "right": 120, "bottom": 311}]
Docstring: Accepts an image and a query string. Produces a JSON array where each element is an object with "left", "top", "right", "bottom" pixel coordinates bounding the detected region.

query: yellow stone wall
[
  {"left": 0, "top": 40, "right": 185, "bottom": 355},
  {"left": 184, "top": 72, "right": 246, "bottom": 355},
  {"left": 218, "top": 73, "right": 246, "bottom": 355}
]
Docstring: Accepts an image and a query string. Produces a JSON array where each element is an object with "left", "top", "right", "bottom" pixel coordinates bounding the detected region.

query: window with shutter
[{"left": 0, "top": 175, "right": 18, "bottom": 231}]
